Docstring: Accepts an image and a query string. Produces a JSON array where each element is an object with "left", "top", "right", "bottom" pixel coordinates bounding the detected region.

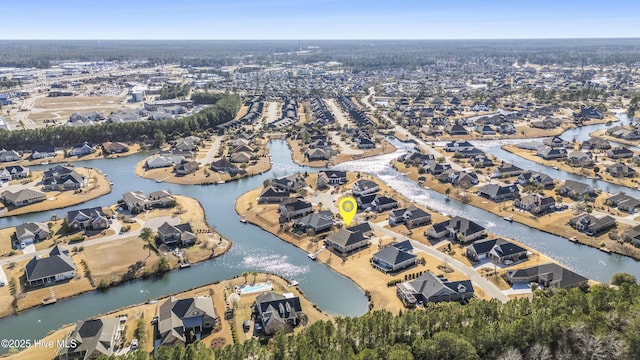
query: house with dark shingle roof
[
  {"left": 396, "top": 272, "right": 474, "bottom": 308},
  {"left": 25, "top": 245, "right": 75, "bottom": 287},
  {"left": 425, "top": 216, "right": 486, "bottom": 243},
  {"left": 536, "top": 146, "right": 567, "bottom": 160},
  {"left": 569, "top": 213, "right": 616, "bottom": 236},
  {"left": 156, "top": 296, "right": 217, "bottom": 347},
  {"left": 466, "top": 238, "right": 528, "bottom": 264},
  {"left": 515, "top": 194, "right": 556, "bottom": 215},
  {"left": 273, "top": 174, "right": 307, "bottom": 192},
  {"left": 66, "top": 207, "right": 109, "bottom": 232},
  {"left": 352, "top": 179, "right": 379, "bottom": 197},
  {"left": 558, "top": 180, "right": 596, "bottom": 201},
  {"left": 316, "top": 170, "right": 347, "bottom": 189},
  {"left": 605, "top": 163, "right": 635, "bottom": 178},
  {"left": 59, "top": 318, "right": 120, "bottom": 360},
  {"left": 157, "top": 222, "right": 196, "bottom": 246},
  {"left": 258, "top": 186, "right": 291, "bottom": 204},
  {"left": 506, "top": 263, "right": 588, "bottom": 289},
  {"left": 491, "top": 164, "right": 523, "bottom": 178},
  {"left": 254, "top": 292, "right": 304, "bottom": 335},
  {"left": 15, "top": 222, "right": 50, "bottom": 244},
  {"left": 605, "top": 193, "right": 640, "bottom": 213},
  {"left": 278, "top": 198, "right": 313, "bottom": 220},
  {"left": 325, "top": 224, "right": 372, "bottom": 255},
  {"left": 389, "top": 207, "right": 431, "bottom": 229},
  {"left": 476, "top": 184, "right": 519, "bottom": 202},
  {"left": 371, "top": 243, "right": 417, "bottom": 273},
  {"left": 1, "top": 188, "right": 46, "bottom": 207},
  {"left": 607, "top": 146, "right": 634, "bottom": 159},
  {"left": 292, "top": 210, "right": 334, "bottom": 234}
]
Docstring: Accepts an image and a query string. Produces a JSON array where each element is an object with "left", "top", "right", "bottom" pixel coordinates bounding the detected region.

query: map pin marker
[{"left": 338, "top": 196, "right": 357, "bottom": 226}]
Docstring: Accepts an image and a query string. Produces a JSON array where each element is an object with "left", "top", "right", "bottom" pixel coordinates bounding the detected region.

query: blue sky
[{"left": 2, "top": 0, "right": 639, "bottom": 39}]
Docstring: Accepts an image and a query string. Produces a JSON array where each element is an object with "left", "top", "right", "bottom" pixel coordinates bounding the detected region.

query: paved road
[
  {"left": 369, "top": 221, "right": 510, "bottom": 303},
  {"left": 324, "top": 98, "right": 351, "bottom": 128},
  {"left": 198, "top": 136, "right": 224, "bottom": 166}
]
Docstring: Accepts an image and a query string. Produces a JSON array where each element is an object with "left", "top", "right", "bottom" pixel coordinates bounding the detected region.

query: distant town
[{"left": 1, "top": 39, "right": 640, "bottom": 359}]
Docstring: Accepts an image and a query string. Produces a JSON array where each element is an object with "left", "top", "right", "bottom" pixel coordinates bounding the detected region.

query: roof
[
  {"left": 352, "top": 179, "right": 379, "bottom": 193},
  {"left": 259, "top": 186, "right": 291, "bottom": 199},
  {"left": 407, "top": 272, "right": 474, "bottom": 300},
  {"left": 15, "top": 222, "right": 49, "bottom": 239},
  {"left": 293, "top": 210, "right": 334, "bottom": 230},
  {"left": 507, "top": 263, "right": 588, "bottom": 289},
  {"left": 477, "top": 184, "right": 519, "bottom": 198},
  {"left": 373, "top": 246, "right": 417, "bottom": 266},
  {"left": 255, "top": 292, "right": 303, "bottom": 332},
  {"left": 158, "top": 296, "right": 216, "bottom": 346},
  {"left": 280, "top": 198, "right": 313, "bottom": 212},
  {"left": 66, "top": 207, "right": 106, "bottom": 223},
  {"left": 326, "top": 229, "right": 367, "bottom": 248},
  {"left": 1, "top": 188, "right": 46, "bottom": 204},
  {"left": 65, "top": 318, "right": 119, "bottom": 359},
  {"left": 25, "top": 245, "right": 75, "bottom": 282},
  {"left": 447, "top": 216, "right": 486, "bottom": 236}
]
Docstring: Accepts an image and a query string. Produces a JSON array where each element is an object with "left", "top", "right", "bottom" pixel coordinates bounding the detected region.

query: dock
[
  {"left": 42, "top": 296, "right": 57, "bottom": 306},
  {"left": 307, "top": 246, "right": 325, "bottom": 260}
]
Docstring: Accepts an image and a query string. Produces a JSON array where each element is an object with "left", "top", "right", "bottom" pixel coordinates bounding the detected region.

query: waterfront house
[
  {"left": 568, "top": 213, "right": 616, "bottom": 236},
  {"left": 69, "top": 142, "right": 95, "bottom": 156},
  {"left": 0, "top": 165, "right": 29, "bottom": 180},
  {"left": 438, "top": 170, "right": 479, "bottom": 189},
  {"left": 325, "top": 226, "right": 371, "bottom": 255},
  {"left": 476, "top": 184, "right": 519, "bottom": 202},
  {"left": 581, "top": 137, "right": 611, "bottom": 151},
  {"left": 399, "top": 152, "right": 435, "bottom": 166},
  {"left": 25, "top": 245, "right": 75, "bottom": 287},
  {"left": 0, "top": 149, "right": 20, "bottom": 162},
  {"left": 254, "top": 292, "right": 304, "bottom": 336},
  {"left": 396, "top": 272, "right": 474, "bottom": 308},
  {"left": 273, "top": 174, "right": 307, "bottom": 192},
  {"left": 15, "top": 222, "right": 50, "bottom": 244},
  {"left": 59, "top": 318, "right": 120, "bottom": 360},
  {"left": 316, "top": 170, "right": 347, "bottom": 189},
  {"left": 537, "top": 146, "right": 567, "bottom": 160},
  {"left": 491, "top": 164, "right": 523, "bottom": 178},
  {"left": 469, "top": 155, "right": 494, "bottom": 168},
  {"left": 543, "top": 136, "right": 572, "bottom": 149},
  {"left": 174, "top": 160, "right": 199, "bottom": 175},
  {"left": 389, "top": 206, "right": 432, "bottom": 229},
  {"left": 558, "top": 180, "right": 596, "bottom": 201},
  {"left": 567, "top": 150, "right": 595, "bottom": 168},
  {"left": 424, "top": 160, "right": 451, "bottom": 175},
  {"left": 514, "top": 194, "right": 556, "bottom": 215},
  {"left": 146, "top": 155, "right": 176, "bottom": 169},
  {"left": 426, "top": 216, "right": 486, "bottom": 243},
  {"left": 444, "top": 123, "right": 468, "bottom": 135},
  {"left": 66, "top": 207, "right": 109, "bottom": 231},
  {"left": 605, "top": 163, "right": 635, "bottom": 178},
  {"left": 372, "top": 195, "right": 399, "bottom": 212},
  {"left": 157, "top": 222, "right": 196, "bottom": 246},
  {"left": 279, "top": 198, "right": 313, "bottom": 220},
  {"left": 122, "top": 190, "right": 174, "bottom": 211},
  {"left": 605, "top": 193, "right": 640, "bottom": 213},
  {"left": 292, "top": 210, "right": 334, "bottom": 234},
  {"left": 210, "top": 158, "right": 239, "bottom": 175},
  {"left": 1, "top": 188, "right": 46, "bottom": 207},
  {"left": 466, "top": 238, "right": 528, "bottom": 264},
  {"left": 31, "top": 144, "right": 56, "bottom": 159},
  {"left": 371, "top": 243, "right": 417, "bottom": 273},
  {"left": 506, "top": 263, "right": 588, "bottom": 289},
  {"left": 607, "top": 146, "right": 634, "bottom": 159},
  {"left": 352, "top": 179, "right": 380, "bottom": 197},
  {"left": 157, "top": 296, "right": 216, "bottom": 347},
  {"left": 258, "top": 186, "right": 291, "bottom": 204},
  {"left": 517, "top": 171, "right": 554, "bottom": 188},
  {"left": 305, "top": 148, "right": 330, "bottom": 161},
  {"left": 101, "top": 141, "right": 129, "bottom": 154},
  {"left": 444, "top": 140, "right": 474, "bottom": 152},
  {"left": 42, "top": 170, "right": 87, "bottom": 191}
]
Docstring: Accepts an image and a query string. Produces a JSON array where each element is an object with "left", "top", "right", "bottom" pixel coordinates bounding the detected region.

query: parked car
[{"left": 130, "top": 339, "right": 138, "bottom": 350}]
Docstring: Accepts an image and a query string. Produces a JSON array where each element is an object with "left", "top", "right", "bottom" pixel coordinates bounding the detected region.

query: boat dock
[{"left": 307, "top": 246, "right": 325, "bottom": 260}]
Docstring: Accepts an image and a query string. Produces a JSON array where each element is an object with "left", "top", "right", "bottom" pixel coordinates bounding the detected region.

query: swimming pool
[{"left": 237, "top": 281, "right": 273, "bottom": 295}]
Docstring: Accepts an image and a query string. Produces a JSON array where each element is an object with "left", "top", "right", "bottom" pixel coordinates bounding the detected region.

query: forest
[
  {"left": 89, "top": 274, "right": 640, "bottom": 360},
  {"left": 0, "top": 94, "right": 241, "bottom": 150}
]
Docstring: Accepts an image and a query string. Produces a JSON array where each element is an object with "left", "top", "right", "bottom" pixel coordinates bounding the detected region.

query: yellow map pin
[{"left": 338, "top": 196, "right": 357, "bottom": 226}]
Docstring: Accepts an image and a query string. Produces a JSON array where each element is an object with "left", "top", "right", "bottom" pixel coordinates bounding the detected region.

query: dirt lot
[
  {"left": 0, "top": 167, "right": 111, "bottom": 218},
  {"left": 28, "top": 96, "right": 132, "bottom": 125}
]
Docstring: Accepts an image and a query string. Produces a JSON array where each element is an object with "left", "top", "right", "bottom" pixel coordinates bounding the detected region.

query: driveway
[
  {"left": 198, "top": 136, "right": 224, "bottom": 166},
  {"left": 369, "top": 221, "right": 509, "bottom": 303}
]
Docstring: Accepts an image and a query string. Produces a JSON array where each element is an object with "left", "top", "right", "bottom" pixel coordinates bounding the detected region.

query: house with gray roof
[
  {"left": 476, "top": 184, "right": 519, "bottom": 202},
  {"left": 466, "top": 238, "right": 528, "bottom": 264},
  {"left": 605, "top": 163, "right": 635, "bottom": 178},
  {"left": 506, "top": 263, "right": 588, "bottom": 289},
  {"left": 325, "top": 224, "right": 371, "bottom": 255},
  {"left": 317, "top": 170, "right": 347, "bottom": 189},
  {"left": 371, "top": 243, "right": 417, "bottom": 273},
  {"left": 273, "top": 174, "right": 307, "bottom": 192},
  {"left": 254, "top": 292, "right": 304, "bottom": 336},
  {"left": 0, "top": 149, "right": 20, "bottom": 162},
  {"left": 15, "top": 222, "right": 50, "bottom": 244},
  {"left": 605, "top": 193, "right": 640, "bottom": 213},
  {"left": 279, "top": 198, "right": 313, "bottom": 221},
  {"left": 491, "top": 164, "right": 523, "bottom": 178},
  {"left": 536, "top": 146, "right": 567, "bottom": 160},
  {"left": 258, "top": 186, "right": 291, "bottom": 204},
  {"left": 58, "top": 318, "right": 120, "bottom": 360},
  {"left": 514, "top": 194, "right": 556, "bottom": 215},
  {"left": 396, "top": 272, "right": 474, "bottom": 308},
  {"left": 569, "top": 213, "right": 616, "bottom": 236},
  {"left": 157, "top": 222, "right": 196, "bottom": 247},
  {"left": 0, "top": 165, "right": 29, "bottom": 181},
  {"left": 1, "top": 188, "right": 46, "bottom": 207},
  {"left": 66, "top": 207, "right": 109, "bottom": 232},
  {"left": 25, "top": 245, "right": 76, "bottom": 287},
  {"left": 425, "top": 216, "right": 486, "bottom": 244},
  {"left": 352, "top": 179, "right": 379, "bottom": 197},
  {"left": 567, "top": 150, "right": 595, "bottom": 168},
  {"left": 293, "top": 210, "right": 334, "bottom": 234},
  {"left": 389, "top": 207, "right": 431, "bottom": 229},
  {"left": 558, "top": 180, "right": 596, "bottom": 201},
  {"left": 157, "top": 296, "right": 217, "bottom": 347}
]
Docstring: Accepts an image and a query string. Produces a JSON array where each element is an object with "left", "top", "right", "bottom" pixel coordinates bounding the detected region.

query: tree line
[
  {"left": 0, "top": 94, "right": 241, "bottom": 150},
  {"left": 89, "top": 274, "right": 640, "bottom": 360}
]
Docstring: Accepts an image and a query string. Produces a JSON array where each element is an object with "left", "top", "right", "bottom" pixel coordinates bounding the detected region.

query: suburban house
[
  {"left": 1, "top": 188, "right": 47, "bottom": 207},
  {"left": 466, "top": 238, "right": 528, "bottom": 264},
  {"left": 568, "top": 213, "right": 616, "bottom": 236},
  {"left": 605, "top": 163, "right": 636, "bottom": 178},
  {"left": 31, "top": 144, "right": 56, "bottom": 159},
  {"left": 101, "top": 141, "right": 129, "bottom": 154},
  {"left": 305, "top": 148, "right": 330, "bottom": 161},
  {"left": 371, "top": 242, "right": 417, "bottom": 273},
  {"left": 444, "top": 123, "right": 468, "bottom": 135},
  {"left": 389, "top": 207, "right": 432, "bottom": 229},
  {"left": 15, "top": 222, "right": 50, "bottom": 244},
  {"left": 0, "top": 165, "right": 29, "bottom": 181},
  {"left": 491, "top": 164, "right": 523, "bottom": 178},
  {"left": 444, "top": 140, "right": 474, "bottom": 152},
  {"left": 372, "top": 195, "right": 399, "bottom": 212},
  {"left": 514, "top": 194, "right": 556, "bottom": 215},
  {"left": 122, "top": 190, "right": 175, "bottom": 211},
  {"left": 0, "top": 149, "right": 20, "bottom": 162},
  {"left": 426, "top": 216, "right": 486, "bottom": 243},
  {"left": 25, "top": 245, "right": 76, "bottom": 287},
  {"left": 157, "top": 296, "right": 217, "bottom": 347},
  {"left": 69, "top": 142, "right": 95, "bottom": 156},
  {"left": 156, "top": 222, "right": 197, "bottom": 247},
  {"left": 174, "top": 160, "right": 199, "bottom": 175},
  {"left": 210, "top": 158, "right": 239, "bottom": 175},
  {"left": 254, "top": 292, "right": 305, "bottom": 335},
  {"left": 506, "top": 263, "right": 588, "bottom": 289},
  {"left": 146, "top": 155, "right": 180, "bottom": 169},
  {"left": 273, "top": 174, "right": 307, "bottom": 192},
  {"left": 173, "top": 136, "right": 201, "bottom": 152},
  {"left": 438, "top": 170, "right": 479, "bottom": 189},
  {"left": 66, "top": 207, "right": 109, "bottom": 231},
  {"left": 42, "top": 167, "right": 87, "bottom": 191},
  {"left": 607, "top": 146, "right": 634, "bottom": 159},
  {"left": 258, "top": 186, "right": 291, "bottom": 204},
  {"left": 292, "top": 210, "right": 334, "bottom": 234},
  {"left": 396, "top": 272, "right": 474, "bottom": 308},
  {"left": 517, "top": 171, "right": 554, "bottom": 188},
  {"left": 469, "top": 155, "right": 494, "bottom": 168},
  {"left": 352, "top": 179, "right": 380, "bottom": 197},
  {"left": 537, "top": 146, "right": 567, "bottom": 160},
  {"left": 58, "top": 318, "right": 121, "bottom": 360},
  {"left": 325, "top": 224, "right": 372, "bottom": 255},
  {"left": 424, "top": 160, "right": 451, "bottom": 175},
  {"left": 558, "top": 180, "right": 596, "bottom": 201},
  {"left": 279, "top": 198, "right": 313, "bottom": 220},
  {"left": 605, "top": 193, "right": 640, "bottom": 213},
  {"left": 476, "top": 184, "right": 520, "bottom": 202},
  {"left": 316, "top": 170, "right": 347, "bottom": 189},
  {"left": 399, "top": 152, "right": 435, "bottom": 166},
  {"left": 581, "top": 137, "right": 611, "bottom": 151},
  {"left": 543, "top": 136, "right": 572, "bottom": 149},
  {"left": 567, "top": 151, "right": 595, "bottom": 168}
]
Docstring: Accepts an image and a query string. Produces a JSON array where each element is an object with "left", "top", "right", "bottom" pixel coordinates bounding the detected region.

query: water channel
[{"left": 1, "top": 116, "right": 639, "bottom": 349}]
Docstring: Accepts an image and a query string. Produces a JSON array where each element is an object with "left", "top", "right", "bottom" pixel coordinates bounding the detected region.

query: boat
[
  {"left": 503, "top": 215, "right": 513, "bottom": 222},
  {"left": 156, "top": 179, "right": 164, "bottom": 183},
  {"left": 307, "top": 253, "right": 317, "bottom": 260},
  {"left": 288, "top": 280, "right": 299, "bottom": 287},
  {"left": 40, "top": 161, "right": 49, "bottom": 165},
  {"left": 179, "top": 262, "right": 191, "bottom": 269},
  {"left": 42, "top": 297, "right": 57, "bottom": 306},
  {"left": 551, "top": 166, "right": 559, "bottom": 170},
  {"left": 239, "top": 215, "right": 247, "bottom": 223}
]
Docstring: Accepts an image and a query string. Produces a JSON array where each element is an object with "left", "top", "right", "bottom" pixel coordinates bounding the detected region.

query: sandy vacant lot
[{"left": 28, "top": 96, "right": 132, "bottom": 125}]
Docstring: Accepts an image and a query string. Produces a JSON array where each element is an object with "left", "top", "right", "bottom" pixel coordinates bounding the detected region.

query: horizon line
[{"left": 2, "top": 37, "right": 640, "bottom": 41}]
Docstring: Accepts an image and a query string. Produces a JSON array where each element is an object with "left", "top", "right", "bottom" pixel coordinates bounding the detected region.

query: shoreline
[
  {"left": 1, "top": 144, "right": 143, "bottom": 168},
  {"left": 390, "top": 160, "right": 640, "bottom": 262},
  {"left": 285, "top": 137, "right": 398, "bottom": 168}
]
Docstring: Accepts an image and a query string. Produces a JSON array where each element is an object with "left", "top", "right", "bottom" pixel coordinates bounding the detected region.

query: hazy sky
[{"left": 2, "top": 0, "right": 639, "bottom": 40}]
